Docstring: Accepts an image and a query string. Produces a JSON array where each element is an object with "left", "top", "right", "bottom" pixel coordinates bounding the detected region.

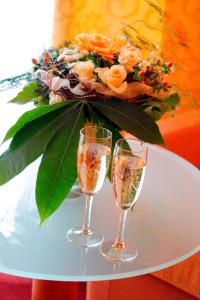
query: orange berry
[
  {"left": 32, "top": 58, "right": 38, "bottom": 64},
  {"left": 139, "top": 70, "right": 145, "bottom": 76},
  {"left": 163, "top": 81, "right": 168, "bottom": 87},
  {"left": 43, "top": 57, "right": 49, "bottom": 64},
  {"left": 167, "top": 62, "right": 173, "bottom": 68},
  {"left": 44, "top": 51, "right": 50, "bottom": 58}
]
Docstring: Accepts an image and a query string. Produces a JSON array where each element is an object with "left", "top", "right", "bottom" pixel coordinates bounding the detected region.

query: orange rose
[
  {"left": 72, "top": 61, "right": 95, "bottom": 81},
  {"left": 95, "top": 65, "right": 127, "bottom": 94},
  {"left": 118, "top": 44, "right": 141, "bottom": 72},
  {"left": 75, "top": 34, "right": 128, "bottom": 62}
]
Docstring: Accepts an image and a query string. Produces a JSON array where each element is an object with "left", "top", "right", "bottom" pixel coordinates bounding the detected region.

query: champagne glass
[
  {"left": 101, "top": 138, "right": 147, "bottom": 261},
  {"left": 67, "top": 126, "right": 112, "bottom": 247}
]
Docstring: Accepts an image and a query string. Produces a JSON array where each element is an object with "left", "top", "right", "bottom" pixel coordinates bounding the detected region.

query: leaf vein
[{"left": 41, "top": 103, "right": 84, "bottom": 219}]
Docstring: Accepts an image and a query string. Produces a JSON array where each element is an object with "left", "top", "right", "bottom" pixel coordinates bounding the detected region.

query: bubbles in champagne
[
  {"left": 112, "top": 155, "right": 145, "bottom": 209},
  {"left": 78, "top": 143, "right": 111, "bottom": 195}
]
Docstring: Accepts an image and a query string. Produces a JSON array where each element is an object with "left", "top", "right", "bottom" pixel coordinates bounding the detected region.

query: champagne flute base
[
  {"left": 67, "top": 228, "right": 104, "bottom": 248},
  {"left": 100, "top": 240, "right": 138, "bottom": 262}
]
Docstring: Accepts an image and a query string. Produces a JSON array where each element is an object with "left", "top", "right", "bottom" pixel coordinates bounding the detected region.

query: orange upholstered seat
[
  {"left": 86, "top": 275, "right": 198, "bottom": 300},
  {"left": 86, "top": 107, "right": 200, "bottom": 300},
  {"left": 158, "top": 108, "right": 200, "bottom": 168}
]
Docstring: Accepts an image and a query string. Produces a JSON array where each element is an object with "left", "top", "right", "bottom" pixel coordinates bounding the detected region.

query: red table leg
[{"left": 31, "top": 279, "right": 78, "bottom": 300}]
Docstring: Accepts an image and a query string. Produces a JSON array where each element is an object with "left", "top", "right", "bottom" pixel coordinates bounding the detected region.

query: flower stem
[{"left": 0, "top": 72, "right": 32, "bottom": 91}]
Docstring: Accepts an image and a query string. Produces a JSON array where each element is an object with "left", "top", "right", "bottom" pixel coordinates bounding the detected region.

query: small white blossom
[{"left": 49, "top": 91, "right": 64, "bottom": 105}]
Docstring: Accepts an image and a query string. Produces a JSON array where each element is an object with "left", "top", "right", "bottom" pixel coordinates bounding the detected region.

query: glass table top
[{"left": 0, "top": 145, "right": 199, "bottom": 281}]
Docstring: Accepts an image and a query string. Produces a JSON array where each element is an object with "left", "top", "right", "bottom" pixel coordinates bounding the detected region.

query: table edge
[{"left": 0, "top": 246, "right": 199, "bottom": 282}]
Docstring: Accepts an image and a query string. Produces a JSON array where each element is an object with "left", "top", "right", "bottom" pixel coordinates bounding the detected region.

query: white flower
[
  {"left": 49, "top": 91, "right": 64, "bottom": 104},
  {"left": 34, "top": 70, "right": 88, "bottom": 97},
  {"left": 57, "top": 48, "right": 89, "bottom": 63}
]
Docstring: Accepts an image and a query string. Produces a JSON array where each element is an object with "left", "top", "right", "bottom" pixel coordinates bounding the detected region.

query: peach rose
[
  {"left": 72, "top": 61, "right": 95, "bottom": 81},
  {"left": 118, "top": 44, "right": 141, "bottom": 72},
  {"left": 75, "top": 34, "right": 128, "bottom": 62},
  {"left": 95, "top": 65, "right": 127, "bottom": 94}
]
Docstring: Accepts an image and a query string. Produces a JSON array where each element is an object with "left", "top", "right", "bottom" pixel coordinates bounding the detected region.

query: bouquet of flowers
[{"left": 0, "top": 33, "right": 179, "bottom": 223}]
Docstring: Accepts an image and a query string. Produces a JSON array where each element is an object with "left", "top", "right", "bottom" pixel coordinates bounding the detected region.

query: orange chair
[
  {"left": 31, "top": 280, "right": 78, "bottom": 300},
  {"left": 86, "top": 107, "right": 200, "bottom": 300},
  {"left": 86, "top": 275, "right": 198, "bottom": 300}
]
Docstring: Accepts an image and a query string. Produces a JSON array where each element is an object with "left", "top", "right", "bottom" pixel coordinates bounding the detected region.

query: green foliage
[
  {"left": 3, "top": 101, "right": 76, "bottom": 142},
  {"left": 9, "top": 82, "right": 42, "bottom": 104},
  {"left": 90, "top": 98, "right": 164, "bottom": 144},
  {"left": 0, "top": 104, "right": 79, "bottom": 185},
  {"left": 132, "top": 69, "right": 144, "bottom": 81},
  {"left": 0, "top": 72, "right": 32, "bottom": 91},
  {"left": 0, "top": 94, "right": 170, "bottom": 223},
  {"left": 82, "top": 53, "right": 112, "bottom": 68},
  {"left": 64, "top": 40, "right": 71, "bottom": 48},
  {"left": 143, "top": 92, "right": 180, "bottom": 120},
  {"left": 36, "top": 103, "right": 85, "bottom": 224},
  {"left": 162, "top": 63, "right": 171, "bottom": 74},
  {"left": 163, "top": 92, "right": 180, "bottom": 106},
  {"left": 33, "top": 96, "right": 49, "bottom": 106}
]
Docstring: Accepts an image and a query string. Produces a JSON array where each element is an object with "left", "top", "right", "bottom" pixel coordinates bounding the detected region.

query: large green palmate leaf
[
  {"left": 3, "top": 100, "right": 76, "bottom": 142},
  {"left": 90, "top": 98, "right": 164, "bottom": 144},
  {"left": 0, "top": 103, "right": 80, "bottom": 185},
  {"left": 36, "top": 103, "right": 85, "bottom": 224},
  {"left": 9, "top": 82, "right": 42, "bottom": 104}
]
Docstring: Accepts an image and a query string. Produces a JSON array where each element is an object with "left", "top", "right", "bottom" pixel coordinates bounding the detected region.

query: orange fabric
[
  {"left": 86, "top": 275, "right": 198, "bottom": 300},
  {"left": 158, "top": 108, "right": 200, "bottom": 168},
  {"left": 31, "top": 280, "right": 78, "bottom": 300},
  {"left": 153, "top": 253, "right": 200, "bottom": 299}
]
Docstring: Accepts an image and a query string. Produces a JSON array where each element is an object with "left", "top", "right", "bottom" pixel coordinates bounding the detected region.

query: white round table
[{"left": 0, "top": 145, "right": 199, "bottom": 282}]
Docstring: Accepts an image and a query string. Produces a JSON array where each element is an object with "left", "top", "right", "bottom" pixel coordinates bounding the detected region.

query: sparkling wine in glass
[
  {"left": 67, "top": 126, "right": 112, "bottom": 248},
  {"left": 101, "top": 138, "right": 147, "bottom": 261}
]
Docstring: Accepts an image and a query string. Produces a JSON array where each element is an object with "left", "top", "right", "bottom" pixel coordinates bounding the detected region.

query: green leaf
[
  {"left": 9, "top": 82, "right": 42, "bottom": 104},
  {"left": 90, "top": 98, "right": 164, "bottom": 144},
  {"left": 162, "top": 92, "right": 180, "bottom": 107},
  {"left": 162, "top": 63, "right": 170, "bottom": 74},
  {"left": 36, "top": 104, "right": 85, "bottom": 224},
  {"left": 32, "top": 96, "right": 49, "bottom": 107},
  {"left": 143, "top": 92, "right": 180, "bottom": 121},
  {"left": 3, "top": 100, "right": 76, "bottom": 142},
  {"left": 0, "top": 104, "right": 79, "bottom": 185},
  {"left": 143, "top": 106, "right": 162, "bottom": 121}
]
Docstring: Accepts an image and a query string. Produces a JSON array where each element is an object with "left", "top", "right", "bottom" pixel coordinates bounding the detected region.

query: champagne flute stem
[
  {"left": 82, "top": 195, "right": 94, "bottom": 234},
  {"left": 114, "top": 210, "right": 128, "bottom": 249}
]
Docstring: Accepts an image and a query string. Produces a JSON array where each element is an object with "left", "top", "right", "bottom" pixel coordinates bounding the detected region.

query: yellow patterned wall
[
  {"left": 52, "top": 0, "right": 165, "bottom": 47},
  {"left": 162, "top": 0, "right": 200, "bottom": 103}
]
